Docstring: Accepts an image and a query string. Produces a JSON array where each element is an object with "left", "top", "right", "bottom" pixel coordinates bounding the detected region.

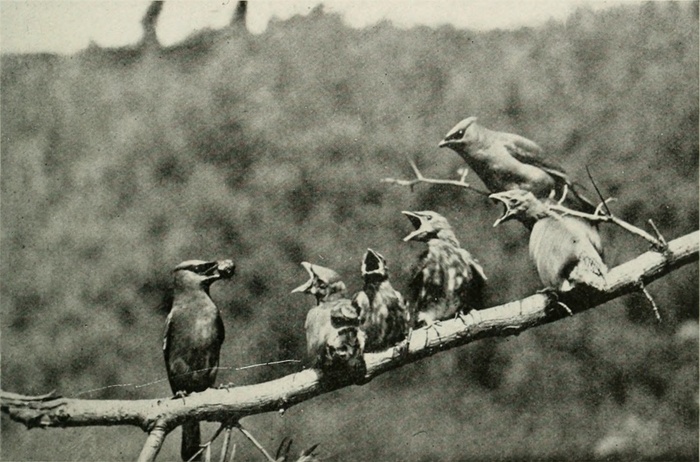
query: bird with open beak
[
  {"left": 352, "top": 249, "right": 410, "bottom": 352},
  {"left": 163, "top": 259, "right": 236, "bottom": 461},
  {"left": 439, "top": 117, "right": 596, "bottom": 213},
  {"left": 402, "top": 211, "right": 487, "bottom": 327},
  {"left": 292, "top": 262, "right": 365, "bottom": 370},
  {"left": 490, "top": 189, "right": 607, "bottom": 293}
]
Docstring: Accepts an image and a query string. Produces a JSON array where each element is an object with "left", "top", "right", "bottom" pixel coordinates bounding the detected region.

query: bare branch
[
  {"left": 220, "top": 427, "right": 234, "bottom": 462},
  {"left": 137, "top": 421, "right": 169, "bottom": 462},
  {"left": 549, "top": 203, "right": 665, "bottom": 249},
  {"left": 2, "top": 231, "right": 698, "bottom": 457},
  {"left": 237, "top": 424, "right": 276, "bottom": 462},
  {"left": 381, "top": 160, "right": 491, "bottom": 196},
  {"left": 638, "top": 280, "right": 662, "bottom": 322}
]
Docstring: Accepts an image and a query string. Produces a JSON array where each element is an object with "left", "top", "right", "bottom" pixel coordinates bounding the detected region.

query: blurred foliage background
[{"left": 1, "top": 2, "right": 698, "bottom": 461}]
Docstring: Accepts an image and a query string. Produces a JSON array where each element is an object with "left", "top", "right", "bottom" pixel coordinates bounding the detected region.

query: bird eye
[
  {"left": 427, "top": 215, "right": 433, "bottom": 221},
  {"left": 446, "top": 129, "right": 465, "bottom": 141}
]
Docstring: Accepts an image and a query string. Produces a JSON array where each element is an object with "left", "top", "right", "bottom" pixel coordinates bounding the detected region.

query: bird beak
[
  {"left": 362, "top": 248, "right": 384, "bottom": 276},
  {"left": 291, "top": 262, "right": 315, "bottom": 294},
  {"left": 201, "top": 259, "right": 236, "bottom": 282},
  {"left": 402, "top": 211, "right": 428, "bottom": 242},
  {"left": 291, "top": 280, "right": 313, "bottom": 294},
  {"left": 215, "top": 259, "right": 236, "bottom": 279},
  {"left": 489, "top": 192, "right": 514, "bottom": 227}
]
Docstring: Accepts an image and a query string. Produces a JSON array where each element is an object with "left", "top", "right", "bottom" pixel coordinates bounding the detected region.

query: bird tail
[
  {"left": 569, "top": 255, "right": 607, "bottom": 292},
  {"left": 181, "top": 421, "right": 201, "bottom": 461}
]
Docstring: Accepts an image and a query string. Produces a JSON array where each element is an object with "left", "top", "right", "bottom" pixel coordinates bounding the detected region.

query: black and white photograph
[{"left": 1, "top": 1, "right": 698, "bottom": 460}]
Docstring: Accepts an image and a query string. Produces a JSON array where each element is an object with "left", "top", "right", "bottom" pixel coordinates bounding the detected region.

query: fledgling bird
[
  {"left": 292, "top": 262, "right": 365, "bottom": 370},
  {"left": 490, "top": 189, "right": 607, "bottom": 292},
  {"left": 439, "top": 117, "right": 595, "bottom": 213},
  {"left": 352, "top": 248, "right": 410, "bottom": 352},
  {"left": 163, "top": 259, "right": 236, "bottom": 462},
  {"left": 403, "top": 211, "right": 487, "bottom": 327}
]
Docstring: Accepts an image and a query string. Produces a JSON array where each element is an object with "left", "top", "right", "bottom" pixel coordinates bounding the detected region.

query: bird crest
[{"left": 438, "top": 116, "right": 478, "bottom": 148}]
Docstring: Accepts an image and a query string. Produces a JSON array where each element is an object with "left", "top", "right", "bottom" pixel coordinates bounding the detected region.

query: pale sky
[{"left": 1, "top": 0, "right": 643, "bottom": 54}]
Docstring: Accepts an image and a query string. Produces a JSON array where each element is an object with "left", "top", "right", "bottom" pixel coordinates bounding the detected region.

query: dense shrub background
[{"left": 1, "top": 3, "right": 697, "bottom": 460}]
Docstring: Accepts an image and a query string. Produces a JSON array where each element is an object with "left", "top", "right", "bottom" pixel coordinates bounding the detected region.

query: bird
[
  {"left": 402, "top": 210, "right": 487, "bottom": 327},
  {"left": 292, "top": 262, "right": 365, "bottom": 370},
  {"left": 438, "top": 116, "right": 596, "bottom": 213},
  {"left": 352, "top": 248, "right": 410, "bottom": 352},
  {"left": 490, "top": 189, "right": 607, "bottom": 293},
  {"left": 163, "top": 259, "right": 236, "bottom": 461}
]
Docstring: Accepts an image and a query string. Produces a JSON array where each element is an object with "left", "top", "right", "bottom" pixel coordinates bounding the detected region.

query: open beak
[
  {"left": 362, "top": 248, "right": 384, "bottom": 276},
  {"left": 402, "top": 211, "right": 429, "bottom": 242},
  {"left": 291, "top": 261, "right": 315, "bottom": 293},
  {"left": 489, "top": 192, "right": 515, "bottom": 227}
]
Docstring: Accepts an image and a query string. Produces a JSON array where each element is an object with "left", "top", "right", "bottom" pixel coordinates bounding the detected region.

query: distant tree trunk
[
  {"left": 231, "top": 1, "right": 247, "bottom": 30},
  {"left": 141, "top": 1, "right": 163, "bottom": 49}
]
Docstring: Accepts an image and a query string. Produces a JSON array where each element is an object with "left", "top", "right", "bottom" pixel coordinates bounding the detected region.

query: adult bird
[
  {"left": 490, "top": 189, "right": 607, "bottom": 293},
  {"left": 439, "top": 116, "right": 596, "bottom": 213},
  {"left": 163, "top": 259, "right": 236, "bottom": 461},
  {"left": 292, "top": 262, "right": 365, "bottom": 370},
  {"left": 352, "top": 249, "right": 410, "bottom": 352},
  {"left": 403, "top": 211, "right": 487, "bottom": 327}
]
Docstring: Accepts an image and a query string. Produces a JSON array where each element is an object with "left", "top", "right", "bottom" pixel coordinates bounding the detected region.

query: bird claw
[
  {"left": 218, "top": 383, "right": 235, "bottom": 392},
  {"left": 424, "top": 321, "right": 443, "bottom": 348},
  {"left": 395, "top": 332, "right": 412, "bottom": 358},
  {"left": 456, "top": 310, "right": 472, "bottom": 326},
  {"left": 537, "top": 287, "right": 573, "bottom": 316}
]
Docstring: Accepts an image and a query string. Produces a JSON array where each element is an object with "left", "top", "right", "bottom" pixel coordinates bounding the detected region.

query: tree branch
[
  {"left": 138, "top": 421, "right": 169, "bottom": 462},
  {"left": 381, "top": 160, "right": 491, "bottom": 196},
  {"left": 2, "top": 231, "right": 698, "bottom": 450}
]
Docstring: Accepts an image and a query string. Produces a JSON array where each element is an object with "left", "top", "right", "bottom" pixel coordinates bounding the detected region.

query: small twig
[
  {"left": 187, "top": 423, "right": 228, "bottom": 462},
  {"left": 229, "top": 443, "right": 237, "bottom": 462},
  {"left": 204, "top": 442, "right": 212, "bottom": 462},
  {"left": 586, "top": 165, "right": 613, "bottom": 217},
  {"left": 549, "top": 203, "right": 664, "bottom": 249},
  {"left": 638, "top": 280, "right": 662, "bottom": 322},
  {"left": 236, "top": 423, "right": 276, "bottom": 462},
  {"left": 381, "top": 160, "right": 490, "bottom": 196},
  {"left": 648, "top": 219, "right": 668, "bottom": 250},
  {"left": 220, "top": 426, "right": 234, "bottom": 462}
]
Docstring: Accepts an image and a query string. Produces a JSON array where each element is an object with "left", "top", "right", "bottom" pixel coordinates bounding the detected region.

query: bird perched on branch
[
  {"left": 439, "top": 117, "right": 595, "bottom": 213},
  {"left": 490, "top": 189, "right": 607, "bottom": 293},
  {"left": 163, "top": 259, "right": 236, "bottom": 461},
  {"left": 403, "top": 211, "right": 487, "bottom": 327},
  {"left": 292, "top": 262, "right": 365, "bottom": 370},
  {"left": 352, "top": 249, "right": 410, "bottom": 352}
]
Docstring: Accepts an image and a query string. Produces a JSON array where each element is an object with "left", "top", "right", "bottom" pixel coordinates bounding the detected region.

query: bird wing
[
  {"left": 162, "top": 310, "right": 173, "bottom": 357},
  {"left": 329, "top": 299, "right": 360, "bottom": 327},
  {"left": 502, "top": 133, "right": 571, "bottom": 183},
  {"left": 503, "top": 133, "right": 598, "bottom": 211},
  {"left": 352, "top": 290, "right": 371, "bottom": 323}
]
